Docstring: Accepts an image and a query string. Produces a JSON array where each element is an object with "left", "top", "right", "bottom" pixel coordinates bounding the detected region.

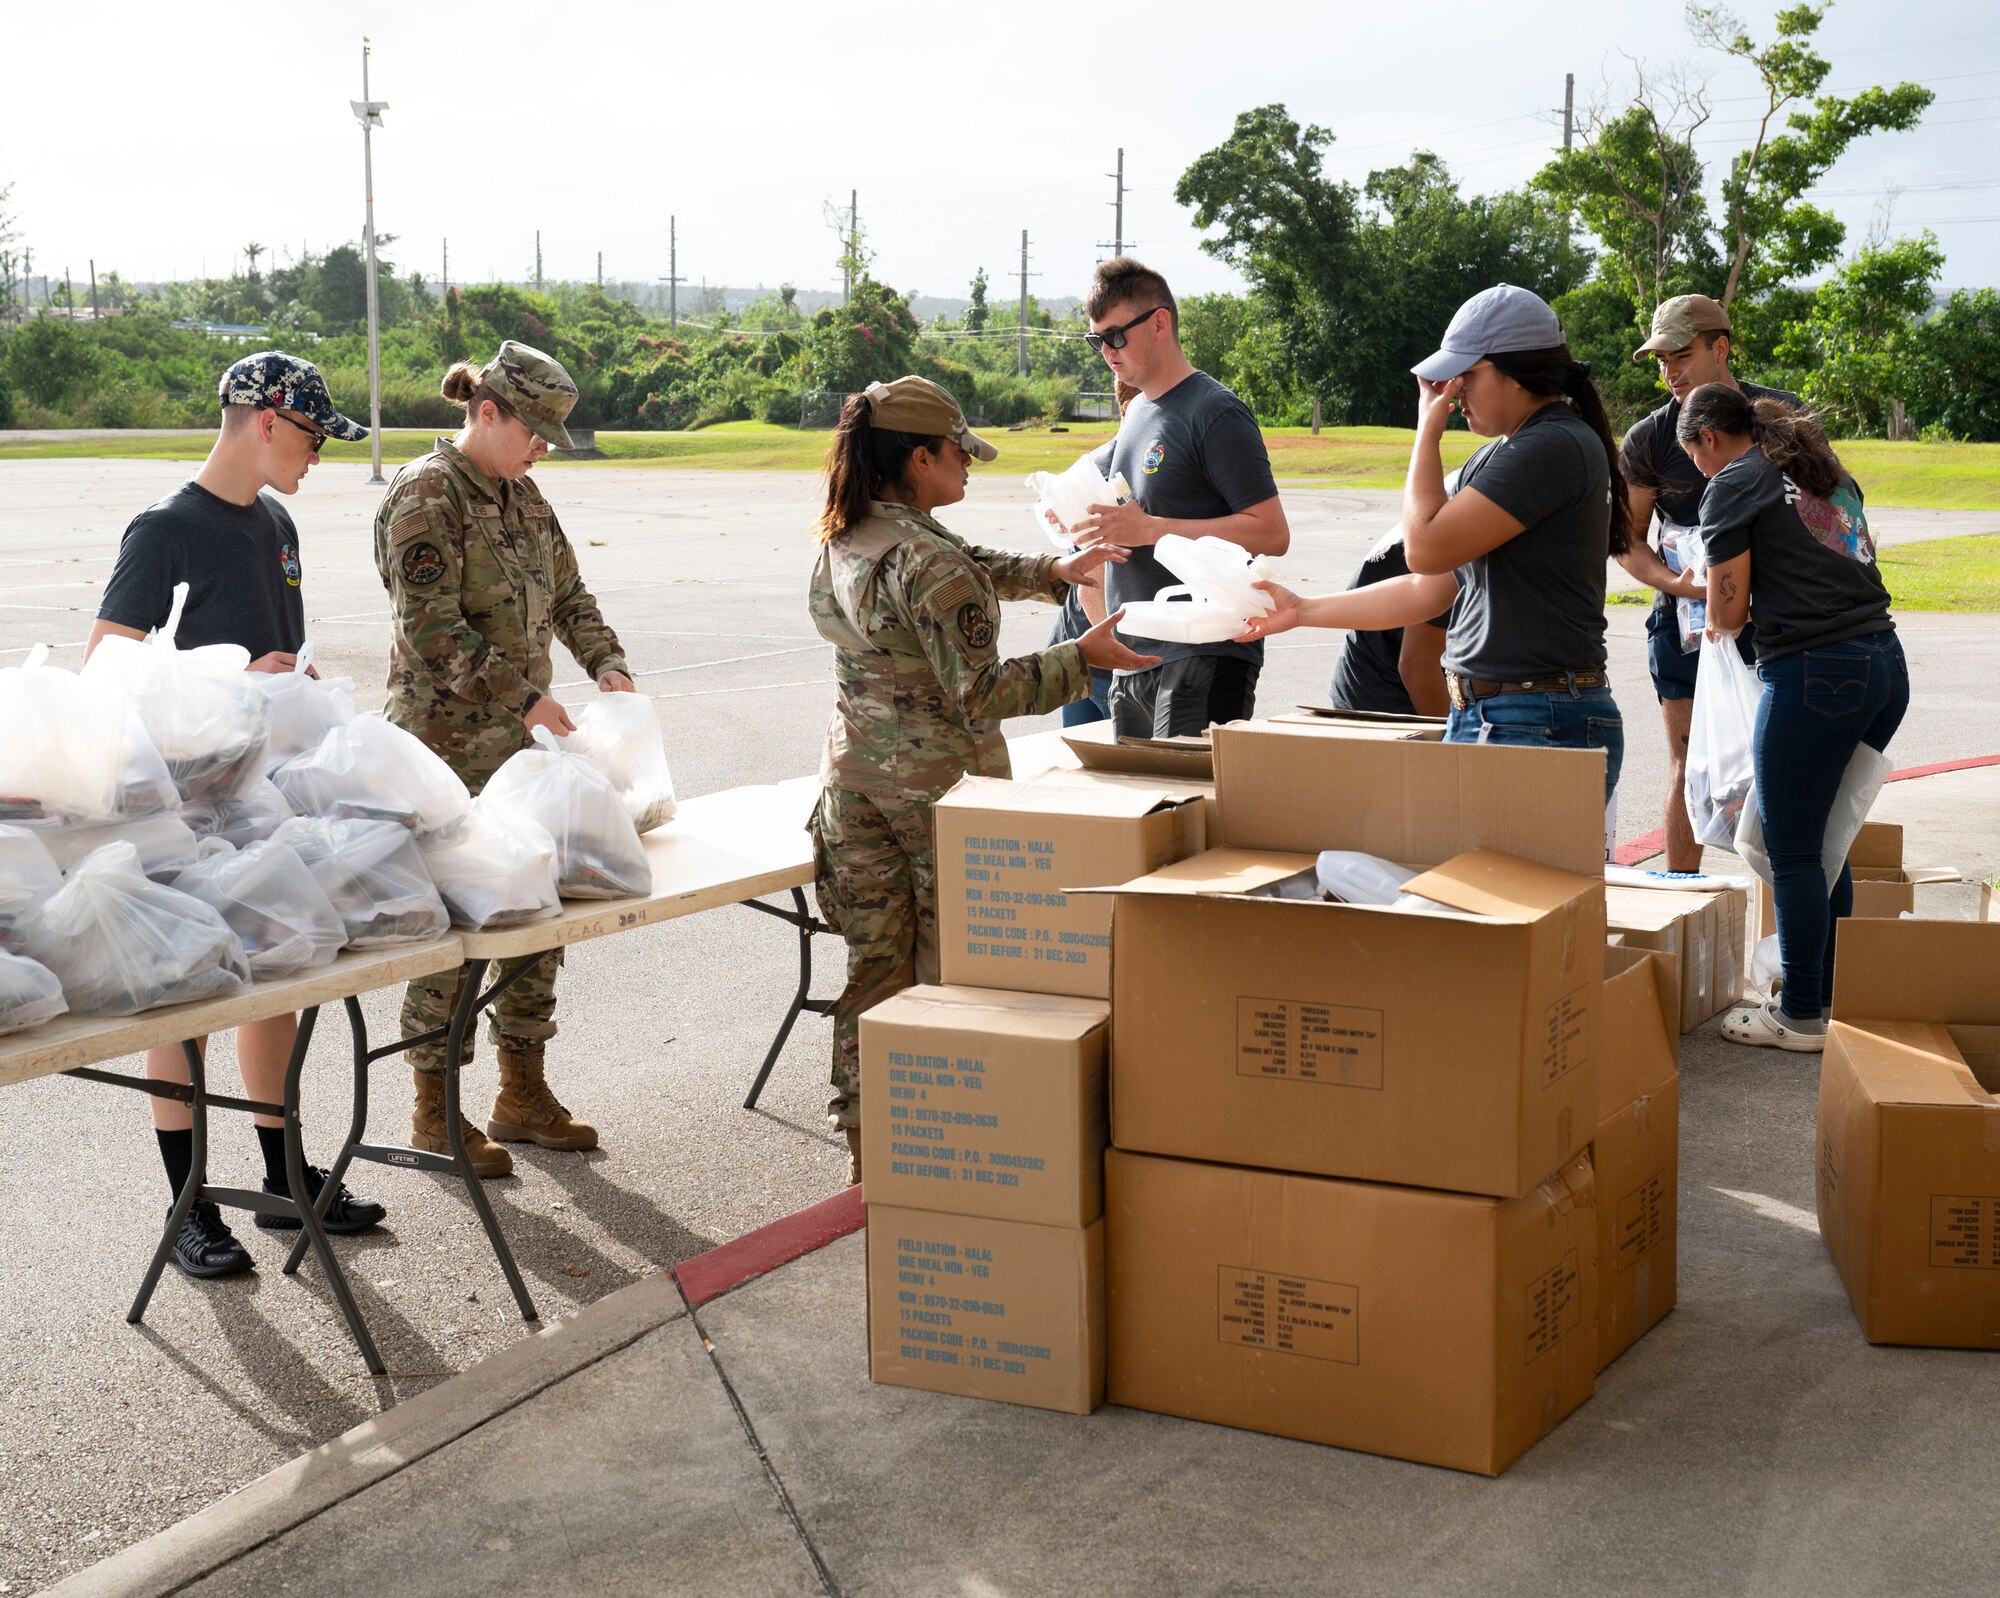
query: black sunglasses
[
  {"left": 1084, "top": 306, "right": 1168, "bottom": 353},
  {"left": 271, "top": 408, "right": 330, "bottom": 453}
]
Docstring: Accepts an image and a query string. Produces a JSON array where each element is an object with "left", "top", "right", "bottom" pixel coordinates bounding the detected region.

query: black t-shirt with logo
[
  {"left": 1327, "top": 539, "right": 1451, "bottom": 714},
  {"left": 1620, "top": 380, "right": 1797, "bottom": 641},
  {"left": 1696, "top": 448, "right": 1894, "bottom": 663},
  {"left": 97, "top": 481, "right": 307, "bottom": 657},
  {"left": 1091, "top": 371, "right": 1279, "bottom": 669}
]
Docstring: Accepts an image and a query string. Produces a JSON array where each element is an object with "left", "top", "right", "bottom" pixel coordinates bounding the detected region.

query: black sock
[
  {"left": 156, "top": 1128, "right": 194, "bottom": 1200},
  {"left": 256, "top": 1125, "right": 292, "bottom": 1191}
]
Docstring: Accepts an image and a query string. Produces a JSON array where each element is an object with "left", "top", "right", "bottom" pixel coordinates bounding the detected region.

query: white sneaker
[{"left": 1721, "top": 998, "right": 1826, "bottom": 1054}]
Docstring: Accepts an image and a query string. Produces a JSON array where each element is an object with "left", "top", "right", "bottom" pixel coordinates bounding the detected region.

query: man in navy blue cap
[{"left": 85, "top": 351, "right": 385, "bottom": 1281}]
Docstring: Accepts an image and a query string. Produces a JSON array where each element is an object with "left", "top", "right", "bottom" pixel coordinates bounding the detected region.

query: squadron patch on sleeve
[
  {"left": 400, "top": 541, "right": 447, "bottom": 588},
  {"left": 956, "top": 602, "right": 995, "bottom": 650}
]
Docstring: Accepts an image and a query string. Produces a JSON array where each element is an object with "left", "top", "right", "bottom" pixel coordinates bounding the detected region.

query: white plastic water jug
[
  {"left": 1153, "top": 534, "right": 1275, "bottom": 617},
  {"left": 1025, "top": 456, "right": 1130, "bottom": 547},
  {"left": 1114, "top": 588, "right": 1248, "bottom": 645}
]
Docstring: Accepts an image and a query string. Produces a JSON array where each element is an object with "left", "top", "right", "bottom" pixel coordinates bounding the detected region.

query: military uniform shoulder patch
[
  {"left": 401, "top": 540, "right": 447, "bottom": 588},
  {"left": 956, "top": 601, "right": 994, "bottom": 650}
]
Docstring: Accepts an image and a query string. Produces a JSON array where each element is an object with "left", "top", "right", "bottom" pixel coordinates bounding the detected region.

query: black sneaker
[
  {"left": 168, "top": 1200, "right": 253, "bottom": 1279},
  {"left": 254, "top": 1166, "right": 387, "bottom": 1235}
]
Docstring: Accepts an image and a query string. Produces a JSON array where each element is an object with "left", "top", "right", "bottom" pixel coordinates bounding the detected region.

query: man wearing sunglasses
[
  {"left": 87, "top": 351, "right": 383, "bottom": 1282},
  {"left": 1071, "top": 258, "right": 1290, "bottom": 737}
]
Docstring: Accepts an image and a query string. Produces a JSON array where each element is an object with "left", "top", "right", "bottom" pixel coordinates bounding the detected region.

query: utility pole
[
  {"left": 665, "top": 215, "right": 685, "bottom": 328},
  {"left": 442, "top": 238, "right": 449, "bottom": 294},
  {"left": 596, "top": 250, "right": 602, "bottom": 291},
  {"left": 1104, "top": 147, "right": 1126, "bottom": 258},
  {"left": 89, "top": 259, "right": 98, "bottom": 321},
  {"left": 845, "top": 189, "right": 857, "bottom": 304},
  {"left": 535, "top": 230, "right": 543, "bottom": 291},
  {"left": 1563, "top": 72, "right": 1575, "bottom": 151},
  {"left": 350, "top": 36, "right": 389, "bottom": 484},
  {"left": 1014, "top": 230, "right": 1035, "bottom": 377},
  {"left": 64, "top": 267, "right": 74, "bottom": 320},
  {"left": 22, "top": 248, "right": 30, "bottom": 318}
]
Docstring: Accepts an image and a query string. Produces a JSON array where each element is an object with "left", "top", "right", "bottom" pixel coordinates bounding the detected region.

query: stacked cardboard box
[
  {"left": 860, "top": 985, "right": 1111, "bottom": 1413},
  {"left": 1595, "top": 946, "right": 1681, "bottom": 1368},
  {"left": 1098, "top": 725, "right": 1617, "bottom": 1475},
  {"left": 1606, "top": 884, "right": 1747, "bottom": 1033},
  {"left": 1755, "top": 821, "right": 1960, "bottom": 938},
  {"left": 1816, "top": 917, "right": 2000, "bottom": 1349}
]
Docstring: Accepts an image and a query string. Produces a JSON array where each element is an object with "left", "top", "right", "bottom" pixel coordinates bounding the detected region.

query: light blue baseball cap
[{"left": 1411, "top": 284, "right": 1564, "bottom": 381}]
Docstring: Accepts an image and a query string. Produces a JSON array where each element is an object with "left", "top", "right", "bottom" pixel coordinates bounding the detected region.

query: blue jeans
[
  {"left": 1061, "top": 668, "right": 1113, "bottom": 727},
  {"left": 1444, "top": 684, "right": 1624, "bottom": 803},
  {"left": 1753, "top": 631, "right": 1909, "bottom": 1020}
]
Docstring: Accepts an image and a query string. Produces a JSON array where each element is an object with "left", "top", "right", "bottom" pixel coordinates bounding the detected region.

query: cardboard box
[
  {"left": 1815, "top": 918, "right": 2000, "bottom": 1349},
  {"left": 1025, "top": 763, "right": 1218, "bottom": 842},
  {"left": 936, "top": 771, "right": 1205, "bottom": 999},
  {"left": 1210, "top": 721, "right": 1606, "bottom": 876},
  {"left": 867, "top": 1205, "right": 1104, "bottom": 1414},
  {"left": 1102, "top": 847, "right": 1603, "bottom": 1198},
  {"left": 1606, "top": 886, "right": 1726, "bottom": 1033},
  {"left": 1755, "top": 822, "right": 1961, "bottom": 938},
  {"left": 1263, "top": 707, "right": 1448, "bottom": 740},
  {"left": 1061, "top": 721, "right": 1215, "bottom": 782},
  {"left": 860, "top": 984, "right": 1108, "bottom": 1228},
  {"left": 1106, "top": 1148, "right": 1598, "bottom": 1476},
  {"left": 1981, "top": 877, "right": 1998, "bottom": 923},
  {"left": 1594, "top": 947, "right": 1681, "bottom": 1369}
]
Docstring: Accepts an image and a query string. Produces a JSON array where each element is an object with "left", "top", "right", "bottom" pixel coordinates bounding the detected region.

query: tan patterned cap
[
  {"left": 1634, "top": 294, "right": 1731, "bottom": 359},
  {"left": 477, "top": 340, "right": 579, "bottom": 449},
  {"left": 863, "top": 376, "right": 996, "bottom": 462}
]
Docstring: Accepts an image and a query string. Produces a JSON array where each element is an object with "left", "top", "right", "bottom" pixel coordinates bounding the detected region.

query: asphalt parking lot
[{"left": 2, "top": 456, "right": 1997, "bottom": 1592}]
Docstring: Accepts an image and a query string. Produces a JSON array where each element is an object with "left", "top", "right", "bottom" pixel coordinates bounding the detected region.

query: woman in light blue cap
[{"left": 1241, "top": 283, "right": 1631, "bottom": 806}]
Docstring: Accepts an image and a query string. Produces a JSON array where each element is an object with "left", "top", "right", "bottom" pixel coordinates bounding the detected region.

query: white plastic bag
[
  {"left": 1735, "top": 743, "right": 1894, "bottom": 890},
  {"left": 272, "top": 715, "right": 471, "bottom": 838},
  {"left": 482, "top": 728, "right": 652, "bottom": 899},
  {"left": 22, "top": 842, "right": 250, "bottom": 1016},
  {"left": 43, "top": 813, "right": 208, "bottom": 881},
  {"left": 1683, "top": 632, "right": 1763, "bottom": 849},
  {"left": 0, "top": 949, "right": 66, "bottom": 1036},
  {"left": 1751, "top": 933, "right": 1783, "bottom": 997},
  {"left": 0, "top": 648, "right": 178, "bottom": 824},
  {"left": 80, "top": 585, "right": 270, "bottom": 802},
  {"left": 0, "top": 824, "right": 62, "bottom": 950},
  {"left": 183, "top": 777, "right": 295, "bottom": 850},
  {"left": 419, "top": 803, "right": 562, "bottom": 930},
  {"left": 171, "top": 839, "right": 347, "bottom": 980},
  {"left": 254, "top": 643, "right": 358, "bottom": 771},
  {"left": 563, "top": 694, "right": 678, "bottom": 833},
  {"left": 270, "top": 817, "right": 451, "bottom": 948},
  {"left": 1659, "top": 524, "right": 1707, "bottom": 653}
]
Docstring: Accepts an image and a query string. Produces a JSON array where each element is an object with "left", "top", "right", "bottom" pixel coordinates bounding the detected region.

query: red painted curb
[
  {"left": 671, "top": 1185, "right": 866, "bottom": 1308},
  {"left": 1613, "top": 753, "right": 1999, "bottom": 867}
]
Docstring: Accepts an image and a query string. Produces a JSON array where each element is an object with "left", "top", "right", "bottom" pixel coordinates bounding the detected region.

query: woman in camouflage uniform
[
  {"left": 809, "top": 376, "right": 1156, "bottom": 1184},
  {"left": 374, "top": 341, "right": 636, "bottom": 1177}
]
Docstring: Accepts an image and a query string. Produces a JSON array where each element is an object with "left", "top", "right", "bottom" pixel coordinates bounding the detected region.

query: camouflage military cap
[
  {"left": 1634, "top": 294, "right": 1731, "bottom": 360},
  {"left": 863, "top": 375, "right": 996, "bottom": 462},
  {"left": 477, "top": 340, "right": 579, "bottom": 450},
  {"left": 217, "top": 351, "right": 368, "bottom": 439}
]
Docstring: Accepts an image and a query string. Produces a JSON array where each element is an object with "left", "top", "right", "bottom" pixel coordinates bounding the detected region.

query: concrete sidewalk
[{"left": 51, "top": 892, "right": 2000, "bottom": 1598}]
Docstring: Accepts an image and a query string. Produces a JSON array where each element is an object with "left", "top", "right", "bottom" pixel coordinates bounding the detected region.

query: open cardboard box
[
  {"left": 1816, "top": 917, "right": 2000, "bottom": 1349},
  {"left": 1595, "top": 946, "right": 1680, "bottom": 1368},
  {"left": 1093, "top": 844, "right": 1604, "bottom": 1198},
  {"left": 935, "top": 771, "right": 1205, "bottom": 1000},
  {"left": 1756, "top": 821, "right": 1960, "bottom": 938},
  {"left": 1060, "top": 721, "right": 1215, "bottom": 782},
  {"left": 1262, "top": 705, "right": 1448, "bottom": 741}
]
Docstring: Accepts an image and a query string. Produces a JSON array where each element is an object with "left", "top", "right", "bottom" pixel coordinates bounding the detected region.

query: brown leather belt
[{"left": 1446, "top": 670, "right": 1608, "bottom": 711}]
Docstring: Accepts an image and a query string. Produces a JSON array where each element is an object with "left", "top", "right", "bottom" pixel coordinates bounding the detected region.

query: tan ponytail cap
[{"left": 862, "top": 375, "right": 996, "bottom": 462}]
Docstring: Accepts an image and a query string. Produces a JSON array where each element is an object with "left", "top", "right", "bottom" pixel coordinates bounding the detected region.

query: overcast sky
[{"left": 6, "top": 0, "right": 1996, "bottom": 306}]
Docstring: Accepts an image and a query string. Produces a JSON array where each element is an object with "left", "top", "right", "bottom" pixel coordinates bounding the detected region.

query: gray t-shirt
[
  {"left": 1445, "top": 403, "right": 1611, "bottom": 682},
  {"left": 1091, "top": 371, "right": 1279, "bottom": 669}
]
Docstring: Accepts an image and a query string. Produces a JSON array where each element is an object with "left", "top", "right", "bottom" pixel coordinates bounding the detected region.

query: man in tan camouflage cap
[{"left": 372, "top": 342, "right": 635, "bottom": 1175}]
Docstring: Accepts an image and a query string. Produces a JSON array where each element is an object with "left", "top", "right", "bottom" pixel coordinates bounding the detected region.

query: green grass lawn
[
  {"left": 1609, "top": 534, "right": 2000, "bottom": 612},
  {"left": 2, "top": 421, "right": 1995, "bottom": 509}
]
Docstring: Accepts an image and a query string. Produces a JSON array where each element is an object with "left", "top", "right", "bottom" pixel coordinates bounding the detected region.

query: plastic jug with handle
[
  {"left": 1153, "top": 534, "right": 1276, "bottom": 618},
  {"left": 1113, "top": 588, "right": 1249, "bottom": 645},
  {"left": 1025, "top": 454, "right": 1132, "bottom": 548}
]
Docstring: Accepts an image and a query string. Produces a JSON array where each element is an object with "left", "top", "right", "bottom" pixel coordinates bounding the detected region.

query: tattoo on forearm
[{"left": 1719, "top": 574, "right": 1739, "bottom": 604}]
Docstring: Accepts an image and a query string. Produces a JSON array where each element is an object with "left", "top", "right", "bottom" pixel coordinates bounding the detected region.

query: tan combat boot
[
  {"left": 488, "top": 1049, "right": 599, "bottom": 1151},
  {"left": 845, "top": 1127, "right": 862, "bottom": 1187},
  {"left": 411, "top": 1070, "right": 514, "bottom": 1179}
]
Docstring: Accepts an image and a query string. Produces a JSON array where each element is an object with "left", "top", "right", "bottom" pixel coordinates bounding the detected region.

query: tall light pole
[{"left": 351, "top": 37, "right": 389, "bottom": 484}]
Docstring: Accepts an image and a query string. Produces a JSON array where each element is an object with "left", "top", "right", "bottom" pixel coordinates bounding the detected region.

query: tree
[
  {"left": 1907, "top": 289, "right": 2000, "bottom": 442},
  {"left": 243, "top": 241, "right": 265, "bottom": 281},
  {"left": 309, "top": 245, "right": 369, "bottom": 326},
  {"left": 7, "top": 315, "right": 98, "bottom": 405},
  {"left": 965, "top": 267, "right": 989, "bottom": 334},
  {"left": 1776, "top": 233, "right": 1943, "bottom": 436},
  {"left": 803, "top": 277, "right": 921, "bottom": 393},
  {"left": 1690, "top": 3, "right": 1934, "bottom": 307}
]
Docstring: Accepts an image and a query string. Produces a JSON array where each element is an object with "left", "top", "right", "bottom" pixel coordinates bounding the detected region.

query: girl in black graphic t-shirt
[{"left": 1679, "top": 384, "right": 1907, "bottom": 1054}]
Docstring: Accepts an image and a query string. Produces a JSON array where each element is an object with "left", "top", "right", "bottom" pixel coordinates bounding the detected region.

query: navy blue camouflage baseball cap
[{"left": 217, "top": 351, "right": 369, "bottom": 440}]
